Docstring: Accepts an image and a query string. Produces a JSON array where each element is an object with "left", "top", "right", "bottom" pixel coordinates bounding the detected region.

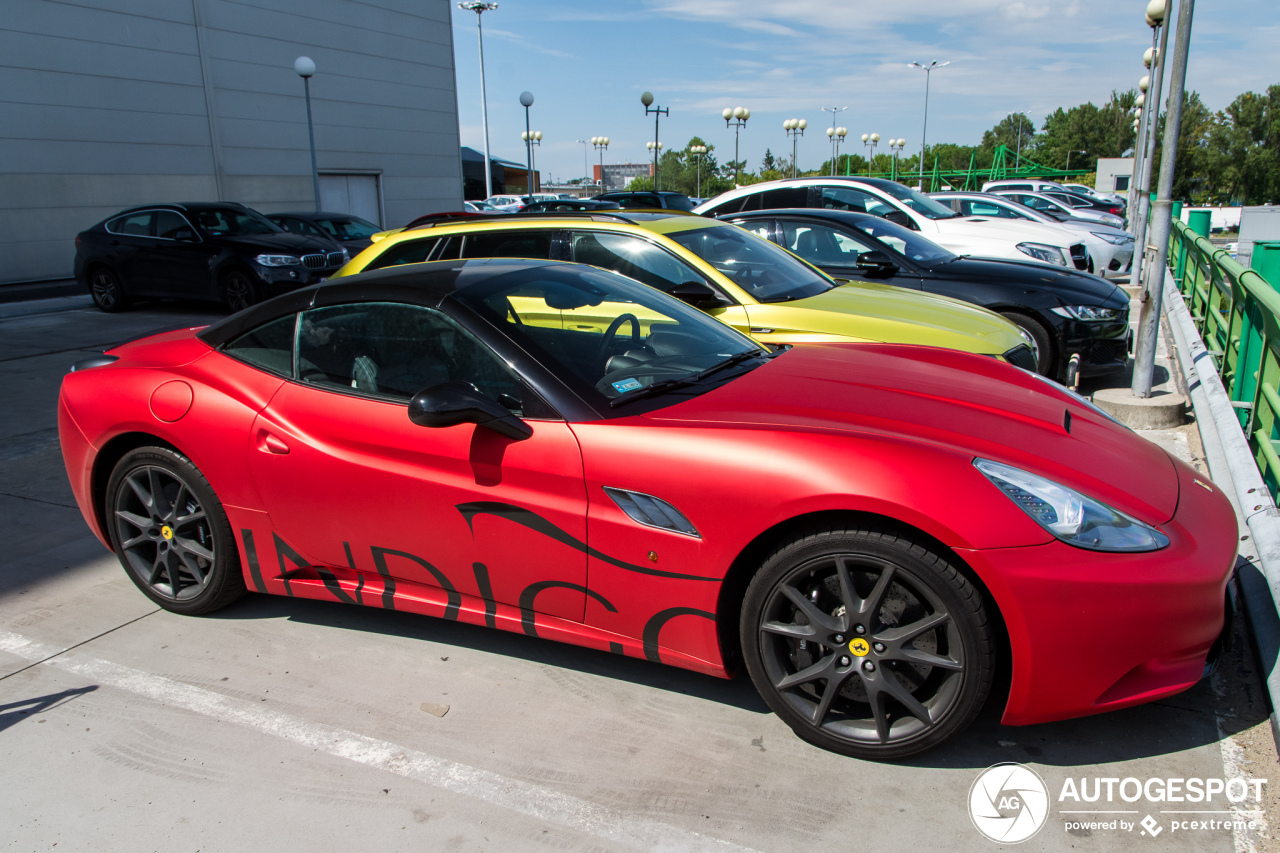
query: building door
[{"left": 319, "top": 174, "right": 382, "bottom": 226}]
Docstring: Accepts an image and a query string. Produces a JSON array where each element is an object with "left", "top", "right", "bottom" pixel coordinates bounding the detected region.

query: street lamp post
[
  {"left": 826, "top": 126, "right": 848, "bottom": 175},
  {"left": 293, "top": 56, "right": 321, "bottom": 211},
  {"left": 1065, "top": 149, "right": 1087, "bottom": 172},
  {"left": 640, "top": 92, "right": 668, "bottom": 190},
  {"left": 722, "top": 106, "right": 750, "bottom": 186},
  {"left": 591, "top": 136, "right": 609, "bottom": 189},
  {"left": 690, "top": 144, "right": 708, "bottom": 198},
  {"left": 522, "top": 130, "right": 542, "bottom": 189},
  {"left": 820, "top": 106, "right": 848, "bottom": 176},
  {"left": 646, "top": 141, "right": 664, "bottom": 188},
  {"left": 576, "top": 139, "right": 590, "bottom": 185},
  {"left": 458, "top": 2, "right": 498, "bottom": 199},
  {"left": 890, "top": 138, "right": 906, "bottom": 182},
  {"left": 519, "top": 91, "right": 535, "bottom": 200},
  {"left": 861, "top": 132, "right": 880, "bottom": 176},
  {"left": 783, "top": 119, "right": 806, "bottom": 179},
  {"left": 908, "top": 60, "right": 949, "bottom": 188}
]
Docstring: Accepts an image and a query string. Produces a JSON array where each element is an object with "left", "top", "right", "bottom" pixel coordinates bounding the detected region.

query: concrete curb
[{"left": 1092, "top": 385, "right": 1187, "bottom": 429}]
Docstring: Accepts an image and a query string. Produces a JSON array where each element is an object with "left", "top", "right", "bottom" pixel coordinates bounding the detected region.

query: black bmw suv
[{"left": 74, "top": 202, "right": 348, "bottom": 313}]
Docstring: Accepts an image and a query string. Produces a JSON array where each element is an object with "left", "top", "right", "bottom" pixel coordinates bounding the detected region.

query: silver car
[{"left": 990, "top": 190, "right": 1126, "bottom": 230}]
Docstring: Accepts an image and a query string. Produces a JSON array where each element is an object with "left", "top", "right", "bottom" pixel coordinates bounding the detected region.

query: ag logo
[
  {"left": 848, "top": 637, "right": 870, "bottom": 656},
  {"left": 969, "top": 762, "right": 1049, "bottom": 843}
]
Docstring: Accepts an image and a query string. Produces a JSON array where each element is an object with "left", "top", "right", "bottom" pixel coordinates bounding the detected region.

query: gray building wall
[{"left": 2, "top": 0, "right": 463, "bottom": 284}]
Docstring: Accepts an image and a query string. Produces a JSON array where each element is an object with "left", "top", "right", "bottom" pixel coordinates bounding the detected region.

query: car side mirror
[
  {"left": 856, "top": 250, "right": 899, "bottom": 275},
  {"left": 883, "top": 210, "right": 918, "bottom": 231},
  {"left": 173, "top": 229, "right": 197, "bottom": 242},
  {"left": 408, "top": 380, "right": 533, "bottom": 441},
  {"left": 670, "top": 281, "right": 731, "bottom": 309}
]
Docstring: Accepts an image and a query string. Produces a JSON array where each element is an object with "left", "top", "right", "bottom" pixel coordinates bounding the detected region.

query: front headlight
[
  {"left": 1016, "top": 242, "right": 1067, "bottom": 266},
  {"left": 1051, "top": 305, "right": 1124, "bottom": 321},
  {"left": 975, "top": 458, "right": 1169, "bottom": 552},
  {"left": 255, "top": 254, "right": 300, "bottom": 267},
  {"left": 1091, "top": 231, "right": 1134, "bottom": 246}
]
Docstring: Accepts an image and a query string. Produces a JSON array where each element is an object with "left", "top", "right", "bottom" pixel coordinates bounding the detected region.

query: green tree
[
  {"left": 980, "top": 113, "right": 1036, "bottom": 164},
  {"left": 1034, "top": 90, "right": 1139, "bottom": 169},
  {"left": 1201, "top": 86, "right": 1280, "bottom": 204}
]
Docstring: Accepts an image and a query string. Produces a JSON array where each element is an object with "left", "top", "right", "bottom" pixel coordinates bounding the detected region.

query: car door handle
[{"left": 255, "top": 430, "right": 290, "bottom": 455}]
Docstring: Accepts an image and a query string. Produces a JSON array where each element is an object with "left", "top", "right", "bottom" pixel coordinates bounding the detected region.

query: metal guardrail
[{"left": 1170, "top": 219, "right": 1280, "bottom": 500}]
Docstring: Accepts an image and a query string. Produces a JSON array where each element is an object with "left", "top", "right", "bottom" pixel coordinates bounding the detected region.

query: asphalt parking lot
[{"left": 2, "top": 294, "right": 1278, "bottom": 852}]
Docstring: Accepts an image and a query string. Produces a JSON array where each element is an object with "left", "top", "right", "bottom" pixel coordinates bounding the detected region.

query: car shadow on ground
[{"left": 209, "top": 590, "right": 1256, "bottom": 769}]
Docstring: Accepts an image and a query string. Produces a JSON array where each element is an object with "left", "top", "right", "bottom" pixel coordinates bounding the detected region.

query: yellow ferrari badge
[
  {"left": 849, "top": 637, "right": 870, "bottom": 657},
  {"left": 160, "top": 525, "right": 174, "bottom": 541}
]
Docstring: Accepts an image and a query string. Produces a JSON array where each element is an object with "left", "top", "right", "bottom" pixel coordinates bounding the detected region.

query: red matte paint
[{"left": 58, "top": 330, "right": 1236, "bottom": 727}]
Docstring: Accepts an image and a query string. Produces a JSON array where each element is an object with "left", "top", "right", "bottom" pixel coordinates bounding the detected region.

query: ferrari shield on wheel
[
  {"left": 742, "top": 526, "right": 994, "bottom": 759},
  {"left": 106, "top": 447, "right": 246, "bottom": 615}
]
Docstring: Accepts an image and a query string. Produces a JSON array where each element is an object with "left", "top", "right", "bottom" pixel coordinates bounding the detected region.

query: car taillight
[
  {"left": 75, "top": 235, "right": 81, "bottom": 248},
  {"left": 1108, "top": 206, "right": 1121, "bottom": 215}
]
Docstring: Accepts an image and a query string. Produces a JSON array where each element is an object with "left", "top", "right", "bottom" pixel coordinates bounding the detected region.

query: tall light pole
[
  {"left": 784, "top": 119, "right": 806, "bottom": 179},
  {"left": 591, "top": 136, "right": 609, "bottom": 189},
  {"left": 458, "top": 2, "right": 498, "bottom": 199},
  {"left": 646, "top": 141, "right": 664, "bottom": 188},
  {"left": 820, "top": 106, "right": 848, "bottom": 176},
  {"left": 826, "top": 126, "right": 848, "bottom": 175},
  {"left": 722, "top": 106, "right": 750, "bottom": 186},
  {"left": 1129, "top": 2, "right": 1166, "bottom": 216},
  {"left": 890, "top": 138, "right": 906, "bottom": 182},
  {"left": 640, "top": 92, "right": 668, "bottom": 190},
  {"left": 1065, "top": 149, "right": 1087, "bottom": 172},
  {"left": 1015, "top": 114, "right": 1025, "bottom": 171},
  {"left": 690, "top": 144, "right": 707, "bottom": 198},
  {"left": 519, "top": 91, "right": 535, "bottom": 200},
  {"left": 862, "top": 132, "right": 880, "bottom": 176},
  {"left": 908, "top": 60, "right": 949, "bottom": 188},
  {"left": 294, "top": 56, "right": 321, "bottom": 211},
  {"left": 577, "top": 139, "right": 590, "bottom": 185},
  {"left": 522, "top": 130, "right": 542, "bottom": 190}
]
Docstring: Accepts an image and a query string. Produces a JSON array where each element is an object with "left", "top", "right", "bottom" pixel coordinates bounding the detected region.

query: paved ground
[{"left": 0, "top": 293, "right": 1276, "bottom": 852}]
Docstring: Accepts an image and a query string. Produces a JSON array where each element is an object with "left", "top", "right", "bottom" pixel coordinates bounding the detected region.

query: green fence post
[
  {"left": 1253, "top": 242, "right": 1280, "bottom": 291},
  {"left": 1188, "top": 210, "right": 1211, "bottom": 237},
  {"left": 1181, "top": 212, "right": 1211, "bottom": 286},
  {"left": 1171, "top": 201, "right": 1184, "bottom": 221}
]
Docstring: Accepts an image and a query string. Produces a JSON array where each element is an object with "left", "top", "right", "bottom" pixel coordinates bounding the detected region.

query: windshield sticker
[{"left": 612, "top": 378, "right": 642, "bottom": 393}]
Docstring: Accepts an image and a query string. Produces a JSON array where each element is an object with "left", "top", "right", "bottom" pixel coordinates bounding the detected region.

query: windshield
[
  {"left": 452, "top": 264, "right": 765, "bottom": 409},
  {"left": 876, "top": 182, "right": 959, "bottom": 220},
  {"left": 663, "top": 195, "right": 696, "bottom": 212},
  {"left": 849, "top": 218, "right": 955, "bottom": 265},
  {"left": 317, "top": 216, "right": 380, "bottom": 241},
  {"left": 195, "top": 208, "right": 282, "bottom": 236},
  {"left": 666, "top": 224, "right": 836, "bottom": 303}
]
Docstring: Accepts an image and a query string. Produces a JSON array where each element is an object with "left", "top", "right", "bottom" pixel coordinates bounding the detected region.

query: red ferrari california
[{"left": 58, "top": 258, "right": 1236, "bottom": 759}]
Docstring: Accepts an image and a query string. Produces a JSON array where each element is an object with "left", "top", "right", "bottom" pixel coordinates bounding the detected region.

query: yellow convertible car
[{"left": 334, "top": 212, "right": 1038, "bottom": 370}]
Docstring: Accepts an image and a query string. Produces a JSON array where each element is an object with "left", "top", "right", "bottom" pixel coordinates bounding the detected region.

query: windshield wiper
[
  {"left": 609, "top": 349, "right": 778, "bottom": 408},
  {"left": 932, "top": 254, "right": 972, "bottom": 266}
]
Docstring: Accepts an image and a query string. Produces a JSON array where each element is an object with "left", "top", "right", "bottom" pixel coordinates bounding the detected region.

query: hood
[
  {"left": 217, "top": 233, "right": 340, "bottom": 254},
  {"left": 649, "top": 343, "right": 1179, "bottom": 523},
  {"left": 934, "top": 216, "right": 1078, "bottom": 246},
  {"left": 767, "top": 281, "right": 1025, "bottom": 355},
  {"left": 928, "top": 257, "right": 1127, "bottom": 307}
]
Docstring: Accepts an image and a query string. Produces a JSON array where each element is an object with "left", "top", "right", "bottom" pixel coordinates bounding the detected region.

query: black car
[
  {"left": 519, "top": 199, "right": 622, "bottom": 213},
  {"left": 267, "top": 211, "right": 382, "bottom": 254},
  {"left": 593, "top": 191, "right": 696, "bottom": 211},
  {"left": 724, "top": 208, "right": 1130, "bottom": 381},
  {"left": 75, "top": 202, "right": 348, "bottom": 313}
]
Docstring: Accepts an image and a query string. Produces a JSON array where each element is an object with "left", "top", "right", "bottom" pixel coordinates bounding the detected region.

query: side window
[
  {"left": 223, "top": 314, "right": 296, "bottom": 376},
  {"left": 154, "top": 211, "right": 194, "bottom": 239},
  {"left": 460, "top": 230, "right": 554, "bottom": 260},
  {"left": 761, "top": 187, "right": 810, "bottom": 208},
  {"left": 819, "top": 187, "right": 892, "bottom": 217},
  {"left": 731, "top": 220, "right": 773, "bottom": 242},
  {"left": 108, "top": 212, "right": 154, "bottom": 237},
  {"left": 295, "top": 302, "right": 542, "bottom": 415},
  {"left": 570, "top": 232, "right": 704, "bottom": 293},
  {"left": 781, "top": 221, "right": 874, "bottom": 265},
  {"left": 364, "top": 238, "right": 440, "bottom": 271}
]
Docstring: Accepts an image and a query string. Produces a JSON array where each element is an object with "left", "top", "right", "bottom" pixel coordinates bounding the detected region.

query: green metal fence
[{"left": 1171, "top": 219, "right": 1280, "bottom": 498}]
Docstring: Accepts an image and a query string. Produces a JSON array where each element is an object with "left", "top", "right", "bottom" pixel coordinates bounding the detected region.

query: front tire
[
  {"left": 89, "top": 267, "right": 131, "bottom": 313},
  {"left": 220, "top": 269, "right": 260, "bottom": 313},
  {"left": 1001, "top": 312, "right": 1054, "bottom": 377},
  {"left": 105, "top": 447, "right": 246, "bottom": 615},
  {"left": 741, "top": 525, "right": 994, "bottom": 760}
]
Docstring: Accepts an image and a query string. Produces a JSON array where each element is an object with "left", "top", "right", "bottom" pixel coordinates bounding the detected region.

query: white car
[
  {"left": 981, "top": 179, "right": 1069, "bottom": 194},
  {"left": 933, "top": 191, "right": 1133, "bottom": 279},
  {"left": 483, "top": 194, "right": 527, "bottom": 212},
  {"left": 696, "top": 177, "right": 1091, "bottom": 271}
]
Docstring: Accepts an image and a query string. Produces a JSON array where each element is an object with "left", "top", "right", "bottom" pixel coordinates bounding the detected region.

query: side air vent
[{"left": 603, "top": 487, "right": 700, "bottom": 538}]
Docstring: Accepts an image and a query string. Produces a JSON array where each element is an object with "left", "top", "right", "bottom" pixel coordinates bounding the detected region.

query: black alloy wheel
[
  {"left": 1001, "top": 312, "right": 1054, "bottom": 377},
  {"left": 89, "top": 267, "right": 130, "bottom": 313},
  {"left": 742, "top": 526, "right": 993, "bottom": 759},
  {"left": 220, "top": 269, "right": 259, "bottom": 313},
  {"left": 106, "top": 447, "right": 246, "bottom": 615}
]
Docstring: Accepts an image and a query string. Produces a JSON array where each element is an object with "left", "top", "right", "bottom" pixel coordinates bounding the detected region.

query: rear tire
[
  {"left": 741, "top": 524, "right": 994, "bottom": 760},
  {"left": 105, "top": 446, "right": 246, "bottom": 615},
  {"left": 89, "top": 267, "right": 130, "bottom": 313},
  {"left": 220, "top": 269, "right": 259, "bottom": 313},
  {"left": 1001, "top": 312, "right": 1054, "bottom": 377}
]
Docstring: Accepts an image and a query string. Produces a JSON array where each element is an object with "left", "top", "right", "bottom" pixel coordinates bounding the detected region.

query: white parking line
[{"left": 0, "top": 630, "right": 757, "bottom": 853}]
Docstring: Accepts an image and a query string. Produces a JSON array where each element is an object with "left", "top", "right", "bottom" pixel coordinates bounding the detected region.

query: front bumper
[
  {"left": 1055, "top": 312, "right": 1131, "bottom": 376},
  {"left": 255, "top": 264, "right": 340, "bottom": 295},
  {"left": 958, "top": 456, "right": 1238, "bottom": 726}
]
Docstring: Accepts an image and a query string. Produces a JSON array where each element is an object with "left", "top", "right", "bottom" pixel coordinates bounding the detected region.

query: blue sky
[{"left": 450, "top": 0, "right": 1279, "bottom": 186}]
